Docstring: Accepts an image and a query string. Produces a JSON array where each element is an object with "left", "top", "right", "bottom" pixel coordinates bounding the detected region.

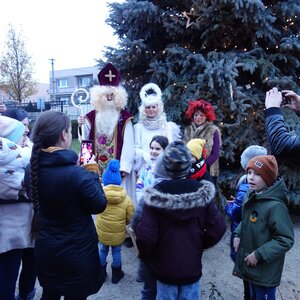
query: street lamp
[
  {"left": 49, "top": 58, "right": 56, "bottom": 104},
  {"left": 49, "top": 58, "right": 63, "bottom": 112}
]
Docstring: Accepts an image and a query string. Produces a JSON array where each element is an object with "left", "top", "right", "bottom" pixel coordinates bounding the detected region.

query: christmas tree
[{"left": 100, "top": 0, "right": 300, "bottom": 208}]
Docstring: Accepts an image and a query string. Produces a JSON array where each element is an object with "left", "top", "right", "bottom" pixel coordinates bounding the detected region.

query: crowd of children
[
  {"left": 99, "top": 136, "right": 294, "bottom": 300},
  {"left": 0, "top": 85, "right": 297, "bottom": 300}
]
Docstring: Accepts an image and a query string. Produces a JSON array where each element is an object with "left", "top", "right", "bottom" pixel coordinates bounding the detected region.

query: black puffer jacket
[
  {"left": 24, "top": 149, "right": 107, "bottom": 298},
  {"left": 264, "top": 107, "right": 300, "bottom": 158},
  {"left": 136, "top": 179, "right": 226, "bottom": 285}
]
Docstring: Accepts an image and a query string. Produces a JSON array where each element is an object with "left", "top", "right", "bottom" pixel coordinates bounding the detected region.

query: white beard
[{"left": 95, "top": 108, "right": 120, "bottom": 137}]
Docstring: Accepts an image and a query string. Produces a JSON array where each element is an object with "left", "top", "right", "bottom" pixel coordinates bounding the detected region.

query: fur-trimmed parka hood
[{"left": 144, "top": 179, "right": 215, "bottom": 222}]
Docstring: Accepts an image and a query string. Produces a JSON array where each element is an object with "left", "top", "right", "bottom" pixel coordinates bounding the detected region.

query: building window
[
  {"left": 57, "top": 78, "right": 69, "bottom": 88},
  {"left": 78, "top": 75, "right": 92, "bottom": 87},
  {"left": 58, "top": 96, "right": 69, "bottom": 105}
]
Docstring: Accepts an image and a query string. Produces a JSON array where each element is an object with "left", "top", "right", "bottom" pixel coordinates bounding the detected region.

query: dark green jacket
[{"left": 233, "top": 177, "right": 294, "bottom": 287}]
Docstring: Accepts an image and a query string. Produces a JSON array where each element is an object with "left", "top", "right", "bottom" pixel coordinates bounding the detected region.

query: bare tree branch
[{"left": 0, "top": 24, "right": 38, "bottom": 106}]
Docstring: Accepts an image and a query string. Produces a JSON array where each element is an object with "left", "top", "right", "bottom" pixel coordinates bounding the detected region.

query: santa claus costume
[{"left": 79, "top": 63, "right": 136, "bottom": 204}]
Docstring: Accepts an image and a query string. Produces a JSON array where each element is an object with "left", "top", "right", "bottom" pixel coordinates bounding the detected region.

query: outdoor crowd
[{"left": 0, "top": 62, "right": 300, "bottom": 300}]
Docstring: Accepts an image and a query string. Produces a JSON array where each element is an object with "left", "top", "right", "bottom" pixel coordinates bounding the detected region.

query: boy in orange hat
[{"left": 233, "top": 155, "right": 294, "bottom": 300}]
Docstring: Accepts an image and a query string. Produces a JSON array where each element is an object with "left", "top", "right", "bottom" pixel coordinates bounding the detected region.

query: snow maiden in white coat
[{"left": 134, "top": 83, "right": 181, "bottom": 172}]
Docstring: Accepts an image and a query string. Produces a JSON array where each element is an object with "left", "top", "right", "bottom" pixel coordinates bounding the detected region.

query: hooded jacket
[
  {"left": 233, "top": 177, "right": 294, "bottom": 287},
  {"left": 136, "top": 179, "right": 226, "bottom": 285},
  {"left": 96, "top": 184, "right": 134, "bottom": 246}
]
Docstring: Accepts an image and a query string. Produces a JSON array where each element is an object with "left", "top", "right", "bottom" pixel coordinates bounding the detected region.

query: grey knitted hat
[
  {"left": 163, "top": 140, "right": 192, "bottom": 179},
  {"left": 240, "top": 145, "right": 267, "bottom": 170}
]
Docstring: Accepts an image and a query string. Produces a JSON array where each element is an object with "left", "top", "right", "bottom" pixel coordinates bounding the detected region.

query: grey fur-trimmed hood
[{"left": 144, "top": 180, "right": 215, "bottom": 210}]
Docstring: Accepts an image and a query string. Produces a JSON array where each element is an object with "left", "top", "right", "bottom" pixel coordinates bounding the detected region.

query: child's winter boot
[{"left": 111, "top": 265, "right": 124, "bottom": 284}]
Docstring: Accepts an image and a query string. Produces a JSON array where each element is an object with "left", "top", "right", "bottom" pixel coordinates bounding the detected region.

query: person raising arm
[{"left": 264, "top": 87, "right": 300, "bottom": 158}]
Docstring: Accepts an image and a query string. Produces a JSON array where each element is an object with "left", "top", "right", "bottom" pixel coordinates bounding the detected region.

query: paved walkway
[{"left": 31, "top": 216, "right": 300, "bottom": 299}]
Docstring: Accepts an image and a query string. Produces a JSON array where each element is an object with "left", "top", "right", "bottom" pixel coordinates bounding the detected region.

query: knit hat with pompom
[{"left": 102, "top": 159, "right": 122, "bottom": 186}]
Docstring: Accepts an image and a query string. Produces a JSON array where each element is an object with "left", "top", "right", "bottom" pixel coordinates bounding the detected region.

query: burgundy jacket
[{"left": 136, "top": 178, "right": 226, "bottom": 285}]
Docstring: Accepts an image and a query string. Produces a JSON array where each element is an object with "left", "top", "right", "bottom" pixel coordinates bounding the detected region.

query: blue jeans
[
  {"left": 249, "top": 283, "right": 276, "bottom": 300},
  {"left": 156, "top": 280, "right": 200, "bottom": 300},
  {"left": 99, "top": 243, "right": 122, "bottom": 268},
  {"left": 0, "top": 248, "right": 36, "bottom": 300}
]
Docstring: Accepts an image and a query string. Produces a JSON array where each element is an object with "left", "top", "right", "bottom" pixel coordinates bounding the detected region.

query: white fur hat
[
  {"left": 240, "top": 145, "right": 267, "bottom": 170},
  {"left": 139, "top": 83, "right": 162, "bottom": 107}
]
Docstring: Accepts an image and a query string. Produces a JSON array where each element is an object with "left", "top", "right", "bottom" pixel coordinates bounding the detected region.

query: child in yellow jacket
[{"left": 95, "top": 159, "right": 134, "bottom": 284}]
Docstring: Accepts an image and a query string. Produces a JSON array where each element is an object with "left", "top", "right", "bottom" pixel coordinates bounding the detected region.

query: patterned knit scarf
[{"left": 141, "top": 113, "right": 167, "bottom": 130}]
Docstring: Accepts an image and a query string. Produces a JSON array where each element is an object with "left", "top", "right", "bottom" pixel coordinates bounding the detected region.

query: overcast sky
[{"left": 0, "top": 0, "right": 121, "bottom": 83}]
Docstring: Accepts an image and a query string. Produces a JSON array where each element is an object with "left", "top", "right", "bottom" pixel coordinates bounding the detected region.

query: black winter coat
[
  {"left": 136, "top": 179, "right": 226, "bottom": 285},
  {"left": 265, "top": 107, "right": 300, "bottom": 159},
  {"left": 24, "top": 149, "right": 107, "bottom": 298}
]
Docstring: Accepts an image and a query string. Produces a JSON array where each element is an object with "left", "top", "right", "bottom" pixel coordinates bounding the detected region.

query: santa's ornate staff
[{"left": 71, "top": 87, "right": 89, "bottom": 140}]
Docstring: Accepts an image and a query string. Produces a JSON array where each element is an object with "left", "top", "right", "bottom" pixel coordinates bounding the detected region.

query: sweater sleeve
[{"left": 206, "top": 130, "right": 221, "bottom": 166}]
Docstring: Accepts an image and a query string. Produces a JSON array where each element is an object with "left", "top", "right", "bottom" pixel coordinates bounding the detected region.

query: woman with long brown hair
[{"left": 24, "top": 110, "right": 107, "bottom": 300}]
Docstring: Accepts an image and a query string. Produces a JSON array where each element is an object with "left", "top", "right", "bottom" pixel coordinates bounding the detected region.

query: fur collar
[{"left": 144, "top": 180, "right": 215, "bottom": 210}]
